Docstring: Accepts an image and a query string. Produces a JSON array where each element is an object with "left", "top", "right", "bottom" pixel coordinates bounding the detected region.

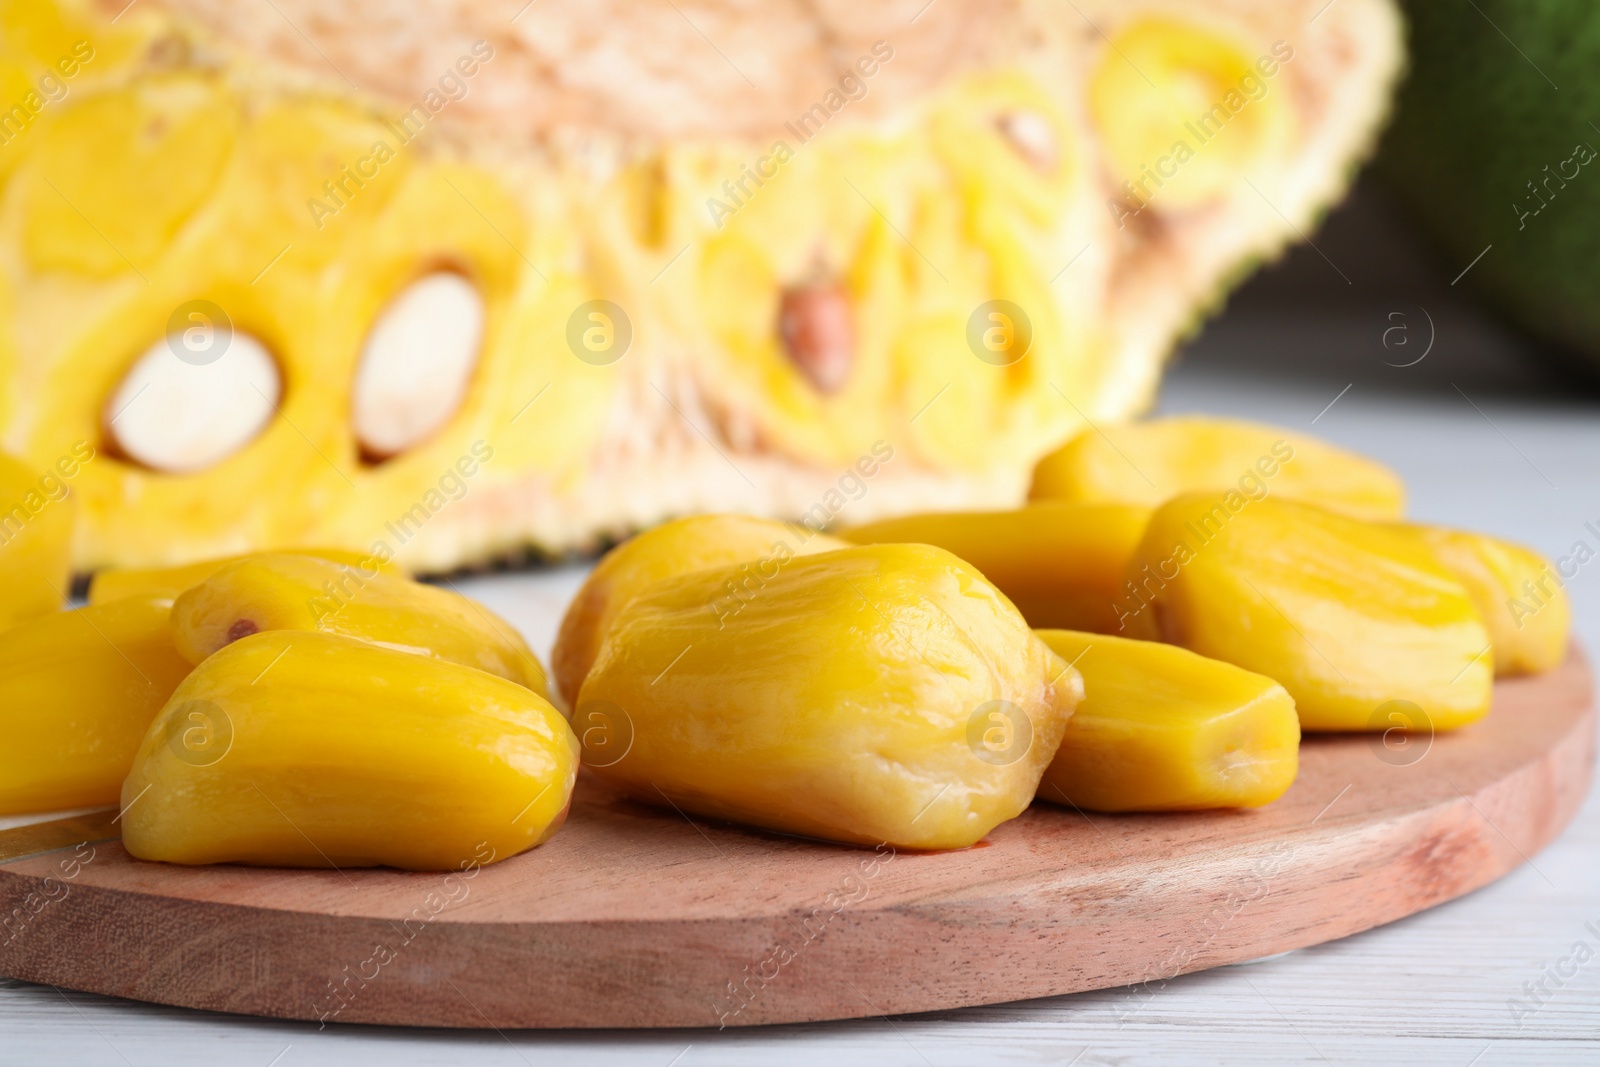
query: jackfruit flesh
[
  {"left": 170, "top": 552, "right": 547, "bottom": 694},
  {"left": 1091, "top": 19, "right": 1298, "bottom": 213},
  {"left": 1123, "top": 494, "right": 1492, "bottom": 732},
  {"left": 0, "top": 0, "right": 1402, "bottom": 573},
  {"left": 1402, "top": 525, "right": 1570, "bottom": 677},
  {"left": 1031, "top": 416, "right": 1406, "bottom": 520},
  {"left": 1035, "top": 629, "right": 1299, "bottom": 812},
  {"left": 577, "top": 543, "right": 1083, "bottom": 850},
  {"left": 840, "top": 502, "right": 1152, "bottom": 633},
  {"left": 0, "top": 597, "right": 191, "bottom": 813},
  {"left": 121, "top": 630, "right": 577, "bottom": 869},
  {"left": 87, "top": 546, "right": 403, "bottom": 604},
  {"left": 552, "top": 514, "right": 848, "bottom": 706},
  {"left": 0, "top": 447, "right": 77, "bottom": 629}
]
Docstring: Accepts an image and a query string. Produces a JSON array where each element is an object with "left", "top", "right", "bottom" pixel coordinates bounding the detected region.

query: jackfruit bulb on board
[{"left": 0, "top": 0, "right": 1401, "bottom": 572}]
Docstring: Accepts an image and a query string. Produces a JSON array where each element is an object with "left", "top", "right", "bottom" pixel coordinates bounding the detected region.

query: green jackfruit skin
[{"left": 1379, "top": 1, "right": 1600, "bottom": 378}]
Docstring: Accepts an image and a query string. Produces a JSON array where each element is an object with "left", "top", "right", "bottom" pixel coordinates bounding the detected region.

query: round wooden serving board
[{"left": 1, "top": 646, "right": 1593, "bottom": 1029}]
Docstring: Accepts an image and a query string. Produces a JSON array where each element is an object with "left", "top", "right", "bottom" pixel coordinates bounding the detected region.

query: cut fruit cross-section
[{"left": 0, "top": 0, "right": 1403, "bottom": 573}]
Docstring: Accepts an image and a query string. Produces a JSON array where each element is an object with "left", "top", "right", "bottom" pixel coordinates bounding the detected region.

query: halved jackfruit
[{"left": 0, "top": 0, "right": 1402, "bottom": 572}]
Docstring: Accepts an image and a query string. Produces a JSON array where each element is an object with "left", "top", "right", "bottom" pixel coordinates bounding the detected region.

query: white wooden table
[{"left": 4, "top": 185, "right": 1598, "bottom": 1065}]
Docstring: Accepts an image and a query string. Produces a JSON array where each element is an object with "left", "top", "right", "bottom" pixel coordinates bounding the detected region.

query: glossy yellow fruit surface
[
  {"left": 1089, "top": 17, "right": 1297, "bottom": 211},
  {"left": 840, "top": 502, "right": 1152, "bottom": 633},
  {"left": 578, "top": 543, "right": 1083, "bottom": 851},
  {"left": 552, "top": 514, "right": 847, "bottom": 705},
  {"left": 169, "top": 553, "right": 545, "bottom": 694},
  {"left": 88, "top": 547, "right": 402, "bottom": 605},
  {"left": 0, "top": 448, "right": 79, "bottom": 629},
  {"left": 0, "top": 597, "right": 191, "bottom": 813},
  {"left": 121, "top": 631, "right": 577, "bottom": 870},
  {"left": 1409, "top": 526, "right": 1570, "bottom": 676},
  {"left": 1031, "top": 416, "right": 1406, "bottom": 521},
  {"left": 1123, "top": 494, "right": 1491, "bottom": 732},
  {"left": 1035, "top": 629, "right": 1298, "bottom": 812}
]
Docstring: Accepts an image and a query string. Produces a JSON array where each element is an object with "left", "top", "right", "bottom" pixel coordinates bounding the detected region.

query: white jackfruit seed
[
  {"left": 350, "top": 272, "right": 484, "bottom": 459},
  {"left": 105, "top": 331, "right": 280, "bottom": 473}
]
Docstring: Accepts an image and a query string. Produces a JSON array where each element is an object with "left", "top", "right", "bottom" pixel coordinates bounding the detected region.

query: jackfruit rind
[{"left": 1380, "top": 1, "right": 1600, "bottom": 376}]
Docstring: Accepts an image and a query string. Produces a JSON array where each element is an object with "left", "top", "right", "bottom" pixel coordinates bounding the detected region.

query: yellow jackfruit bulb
[
  {"left": 577, "top": 543, "right": 1083, "bottom": 851},
  {"left": 1406, "top": 526, "right": 1571, "bottom": 677},
  {"left": 0, "top": 597, "right": 192, "bottom": 814},
  {"left": 1031, "top": 416, "right": 1406, "bottom": 521},
  {"left": 1122, "top": 494, "right": 1491, "bottom": 732},
  {"left": 121, "top": 631, "right": 578, "bottom": 870},
  {"left": 1090, "top": 18, "right": 1298, "bottom": 212},
  {"left": 0, "top": 447, "right": 80, "bottom": 629},
  {"left": 169, "top": 553, "right": 546, "bottom": 695},
  {"left": 1035, "top": 629, "right": 1299, "bottom": 812},
  {"left": 552, "top": 515, "right": 849, "bottom": 706},
  {"left": 88, "top": 547, "right": 405, "bottom": 605},
  {"left": 840, "top": 502, "right": 1152, "bottom": 633}
]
